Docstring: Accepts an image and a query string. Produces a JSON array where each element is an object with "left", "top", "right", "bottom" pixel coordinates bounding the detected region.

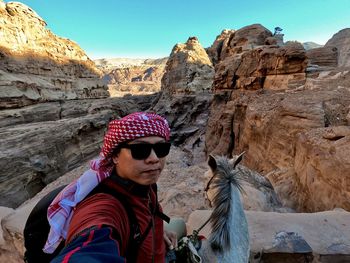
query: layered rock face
[
  {"left": 205, "top": 24, "right": 350, "bottom": 212},
  {"left": 0, "top": 97, "right": 145, "bottom": 208},
  {"left": 104, "top": 63, "right": 165, "bottom": 96},
  {"left": 95, "top": 58, "right": 167, "bottom": 96},
  {"left": 0, "top": 1, "right": 108, "bottom": 109},
  {"left": 161, "top": 37, "right": 214, "bottom": 94},
  {"left": 205, "top": 29, "right": 235, "bottom": 65},
  {"left": 152, "top": 37, "right": 214, "bottom": 164},
  {"left": 0, "top": 2, "right": 157, "bottom": 208},
  {"left": 326, "top": 28, "right": 350, "bottom": 67},
  {"left": 211, "top": 25, "right": 307, "bottom": 92},
  {"left": 306, "top": 46, "right": 338, "bottom": 69}
]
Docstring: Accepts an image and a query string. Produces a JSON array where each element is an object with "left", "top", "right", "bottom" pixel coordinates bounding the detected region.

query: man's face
[{"left": 113, "top": 136, "right": 167, "bottom": 185}]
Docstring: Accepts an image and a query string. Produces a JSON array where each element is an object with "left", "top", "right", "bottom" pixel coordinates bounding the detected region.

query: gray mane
[{"left": 208, "top": 156, "right": 244, "bottom": 252}]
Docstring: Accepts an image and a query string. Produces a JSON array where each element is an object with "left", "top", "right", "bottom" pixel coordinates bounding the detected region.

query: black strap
[{"left": 151, "top": 183, "right": 170, "bottom": 224}]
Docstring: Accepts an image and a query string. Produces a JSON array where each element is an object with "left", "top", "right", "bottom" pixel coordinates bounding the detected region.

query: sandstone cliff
[
  {"left": 306, "top": 46, "right": 338, "bottom": 70},
  {"left": 105, "top": 65, "right": 165, "bottom": 96},
  {"left": 94, "top": 58, "right": 167, "bottom": 96},
  {"left": 326, "top": 28, "right": 350, "bottom": 67},
  {"left": 205, "top": 24, "right": 350, "bottom": 213},
  {"left": 161, "top": 37, "right": 214, "bottom": 94},
  {"left": 152, "top": 36, "right": 214, "bottom": 165},
  {"left": 0, "top": 97, "right": 149, "bottom": 208},
  {"left": 0, "top": 1, "right": 108, "bottom": 109},
  {"left": 0, "top": 1, "right": 157, "bottom": 207},
  {"left": 1, "top": 13, "right": 350, "bottom": 261}
]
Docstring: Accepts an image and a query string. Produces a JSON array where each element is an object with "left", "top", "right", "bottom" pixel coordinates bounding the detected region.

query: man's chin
[{"left": 137, "top": 176, "right": 159, "bottom": 186}]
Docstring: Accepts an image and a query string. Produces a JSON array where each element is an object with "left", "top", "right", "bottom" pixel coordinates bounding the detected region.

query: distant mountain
[
  {"left": 94, "top": 57, "right": 168, "bottom": 73},
  {"left": 303, "top": 42, "right": 323, "bottom": 50},
  {"left": 93, "top": 57, "right": 168, "bottom": 96}
]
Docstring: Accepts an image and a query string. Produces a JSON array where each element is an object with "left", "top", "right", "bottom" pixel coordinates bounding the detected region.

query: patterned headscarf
[
  {"left": 100, "top": 112, "right": 170, "bottom": 168},
  {"left": 44, "top": 112, "right": 170, "bottom": 253}
]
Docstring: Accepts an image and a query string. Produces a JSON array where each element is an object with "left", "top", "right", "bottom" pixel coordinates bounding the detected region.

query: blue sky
[{"left": 18, "top": 0, "right": 350, "bottom": 59}]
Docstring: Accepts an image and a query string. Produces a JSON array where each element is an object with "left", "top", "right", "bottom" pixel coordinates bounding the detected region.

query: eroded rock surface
[
  {"left": 161, "top": 37, "right": 214, "bottom": 94},
  {"left": 306, "top": 46, "right": 338, "bottom": 69},
  {"left": 95, "top": 58, "right": 168, "bottom": 96},
  {"left": 0, "top": 1, "right": 107, "bottom": 109},
  {"left": 326, "top": 28, "right": 350, "bottom": 67},
  {"left": 205, "top": 24, "right": 350, "bottom": 212},
  {"left": 0, "top": 97, "right": 143, "bottom": 208},
  {"left": 212, "top": 35, "right": 307, "bottom": 91}
]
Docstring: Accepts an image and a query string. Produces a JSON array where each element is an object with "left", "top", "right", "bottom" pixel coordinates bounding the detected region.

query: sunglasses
[{"left": 120, "top": 142, "right": 171, "bottom": 160}]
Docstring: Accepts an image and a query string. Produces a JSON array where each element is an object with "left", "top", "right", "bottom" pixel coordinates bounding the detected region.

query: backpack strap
[{"left": 151, "top": 184, "right": 170, "bottom": 224}]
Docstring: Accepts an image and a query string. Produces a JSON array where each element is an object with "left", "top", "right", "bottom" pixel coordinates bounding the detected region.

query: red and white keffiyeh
[{"left": 44, "top": 112, "right": 170, "bottom": 253}]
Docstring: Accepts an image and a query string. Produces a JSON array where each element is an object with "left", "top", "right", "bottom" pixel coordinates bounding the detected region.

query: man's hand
[{"left": 164, "top": 230, "right": 177, "bottom": 250}]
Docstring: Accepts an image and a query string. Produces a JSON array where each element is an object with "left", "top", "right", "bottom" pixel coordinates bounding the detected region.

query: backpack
[{"left": 23, "top": 180, "right": 169, "bottom": 263}]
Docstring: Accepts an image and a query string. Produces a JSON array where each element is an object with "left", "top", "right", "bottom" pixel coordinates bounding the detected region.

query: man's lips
[{"left": 142, "top": 168, "right": 161, "bottom": 173}]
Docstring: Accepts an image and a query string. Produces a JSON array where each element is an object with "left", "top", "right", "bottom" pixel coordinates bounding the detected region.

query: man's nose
[{"left": 145, "top": 148, "right": 159, "bottom": 162}]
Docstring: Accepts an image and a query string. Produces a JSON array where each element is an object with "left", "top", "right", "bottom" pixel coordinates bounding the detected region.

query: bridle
[
  {"left": 204, "top": 171, "right": 218, "bottom": 204},
  {"left": 204, "top": 172, "right": 217, "bottom": 193}
]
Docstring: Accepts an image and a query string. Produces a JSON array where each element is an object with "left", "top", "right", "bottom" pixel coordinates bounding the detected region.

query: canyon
[{"left": 0, "top": 1, "right": 350, "bottom": 262}]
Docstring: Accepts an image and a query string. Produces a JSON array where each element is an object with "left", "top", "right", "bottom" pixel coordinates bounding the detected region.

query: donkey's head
[
  {"left": 204, "top": 152, "right": 245, "bottom": 207},
  {"left": 201, "top": 151, "right": 250, "bottom": 260}
]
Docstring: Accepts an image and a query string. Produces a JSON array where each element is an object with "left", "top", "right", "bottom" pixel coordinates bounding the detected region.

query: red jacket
[{"left": 51, "top": 174, "right": 166, "bottom": 263}]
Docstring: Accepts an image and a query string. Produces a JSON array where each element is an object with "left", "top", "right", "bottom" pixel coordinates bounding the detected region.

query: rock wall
[
  {"left": 326, "top": 28, "right": 350, "bottom": 67},
  {"left": 212, "top": 39, "right": 307, "bottom": 91},
  {"left": 205, "top": 24, "right": 350, "bottom": 212},
  {"left": 0, "top": 97, "right": 144, "bottom": 208},
  {"left": 152, "top": 37, "right": 215, "bottom": 164},
  {"left": 0, "top": 1, "right": 159, "bottom": 207},
  {"left": 0, "top": 1, "right": 108, "bottom": 109},
  {"left": 205, "top": 29, "right": 235, "bottom": 65},
  {"left": 161, "top": 37, "right": 214, "bottom": 94},
  {"left": 306, "top": 46, "right": 338, "bottom": 69},
  {"left": 105, "top": 65, "right": 165, "bottom": 96},
  {"left": 94, "top": 58, "right": 168, "bottom": 96}
]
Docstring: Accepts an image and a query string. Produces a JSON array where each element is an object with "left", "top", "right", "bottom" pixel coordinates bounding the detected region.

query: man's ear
[
  {"left": 208, "top": 154, "right": 217, "bottom": 172},
  {"left": 112, "top": 155, "right": 119, "bottom": 165}
]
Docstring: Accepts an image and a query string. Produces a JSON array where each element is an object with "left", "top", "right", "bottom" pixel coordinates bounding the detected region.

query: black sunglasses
[{"left": 120, "top": 142, "right": 171, "bottom": 160}]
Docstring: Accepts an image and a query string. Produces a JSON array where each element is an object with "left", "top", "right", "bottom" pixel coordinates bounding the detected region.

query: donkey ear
[
  {"left": 233, "top": 151, "right": 245, "bottom": 168},
  {"left": 208, "top": 154, "right": 217, "bottom": 171}
]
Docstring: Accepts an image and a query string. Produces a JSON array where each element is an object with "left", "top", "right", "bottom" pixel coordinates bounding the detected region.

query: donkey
[{"left": 198, "top": 153, "right": 250, "bottom": 263}]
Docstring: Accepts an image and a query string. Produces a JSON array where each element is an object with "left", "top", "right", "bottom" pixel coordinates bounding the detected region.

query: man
[{"left": 46, "top": 112, "right": 177, "bottom": 262}]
